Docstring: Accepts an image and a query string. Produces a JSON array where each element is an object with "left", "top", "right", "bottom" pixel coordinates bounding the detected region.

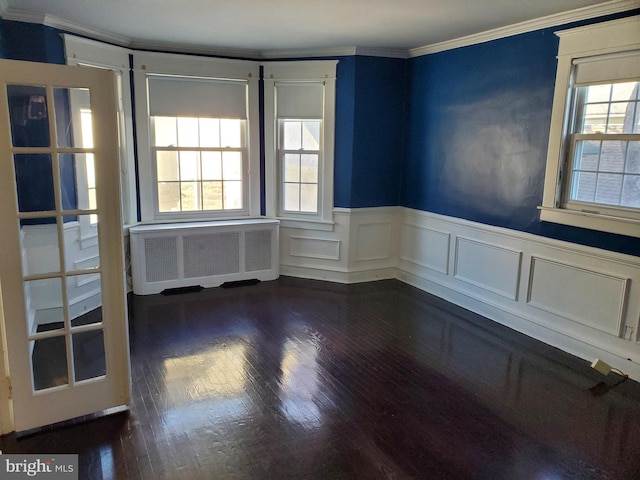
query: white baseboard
[
  {"left": 281, "top": 264, "right": 396, "bottom": 284},
  {"left": 398, "top": 268, "right": 640, "bottom": 380},
  {"left": 280, "top": 206, "right": 640, "bottom": 381}
]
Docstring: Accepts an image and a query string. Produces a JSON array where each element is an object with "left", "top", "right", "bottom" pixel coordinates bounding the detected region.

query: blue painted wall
[
  {"left": 0, "top": 18, "right": 5, "bottom": 58},
  {"left": 403, "top": 30, "right": 556, "bottom": 229},
  {"left": 0, "top": 20, "right": 64, "bottom": 63},
  {"left": 1, "top": 20, "right": 74, "bottom": 224},
  {"left": 1, "top": 15, "right": 638, "bottom": 256},
  {"left": 402, "top": 18, "right": 640, "bottom": 257},
  {"left": 347, "top": 56, "right": 407, "bottom": 208},
  {"left": 333, "top": 56, "right": 356, "bottom": 208},
  {"left": 326, "top": 55, "right": 408, "bottom": 209}
]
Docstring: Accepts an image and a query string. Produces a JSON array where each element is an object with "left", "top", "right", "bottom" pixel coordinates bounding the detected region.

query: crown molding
[
  {"left": 1, "top": 6, "right": 44, "bottom": 24},
  {"left": 2, "top": 1, "right": 637, "bottom": 61},
  {"left": 355, "top": 47, "right": 409, "bottom": 59},
  {"left": 129, "top": 39, "right": 264, "bottom": 60},
  {"left": 2, "top": 7, "right": 131, "bottom": 46},
  {"left": 261, "top": 46, "right": 356, "bottom": 59},
  {"left": 409, "top": 0, "right": 640, "bottom": 57},
  {"left": 44, "top": 12, "right": 131, "bottom": 46},
  {"left": 261, "top": 46, "right": 408, "bottom": 59}
]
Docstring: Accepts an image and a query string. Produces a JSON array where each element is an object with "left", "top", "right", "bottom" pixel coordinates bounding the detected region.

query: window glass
[
  {"left": 220, "top": 119, "right": 242, "bottom": 148},
  {"left": 177, "top": 118, "right": 199, "bottom": 147},
  {"left": 153, "top": 117, "right": 177, "bottom": 147},
  {"left": 567, "top": 81, "right": 640, "bottom": 211},
  {"left": 199, "top": 118, "right": 220, "bottom": 148},
  {"left": 302, "top": 121, "right": 320, "bottom": 150},
  {"left": 152, "top": 116, "right": 246, "bottom": 214},
  {"left": 280, "top": 120, "right": 321, "bottom": 214}
]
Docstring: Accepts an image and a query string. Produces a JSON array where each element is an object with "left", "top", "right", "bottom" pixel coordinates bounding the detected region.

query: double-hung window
[
  {"left": 280, "top": 118, "right": 322, "bottom": 213},
  {"left": 566, "top": 71, "right": 639, "bottom": 215},
  {"left": 264, "top": 61, "right": 337, "bottom": 228},
  {"left": 540, "top": 16, "right": 640, "bottom": 237},
  {"left": 148, "top": 76, "right": 246, "bottom": 214},
  {"left": 277, "top": 82, "right": 324, "bottom": 214},
  {"left": 134, "top": 53, "right": 260, "bottom": 222}
]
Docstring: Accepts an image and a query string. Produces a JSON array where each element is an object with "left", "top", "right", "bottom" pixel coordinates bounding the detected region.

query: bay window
[{"left": 64, "top": 38, "right": 334, "bottom": 227}]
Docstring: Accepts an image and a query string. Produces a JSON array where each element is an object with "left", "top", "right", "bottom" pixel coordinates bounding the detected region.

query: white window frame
[
  {"left": 264, "top": 61, "right": 337, "bottom": 230},
  {"left": 539, "top": 16, "right": 640, "bottom": 238},
  {"left": 63, "top": 34, "right": 135, "bottom": 229},
  {"left": 133, "top": 52, "right": 260, "bottom": 222}
]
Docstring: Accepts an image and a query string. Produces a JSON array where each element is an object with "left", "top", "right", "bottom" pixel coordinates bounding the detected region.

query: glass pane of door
[
  {"left": 7, "top": 85, "right": 50, "bottom": 148},
  {"left": 16, "top": 85, "right": 107, "bottom": 392}
]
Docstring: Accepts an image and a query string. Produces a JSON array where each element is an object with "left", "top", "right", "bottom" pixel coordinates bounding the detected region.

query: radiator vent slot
[
  {"left": 144, "top": 236, "right": 178, "bottom": 282},
  {"left": 246, "top": 230, "right": 272, "bottom": 272},
  {"left": 183, "top": 232, "right": 240, "bottom": 278},
  {"left": 130, "top": 220, "right": 279, "bottom": 295}
]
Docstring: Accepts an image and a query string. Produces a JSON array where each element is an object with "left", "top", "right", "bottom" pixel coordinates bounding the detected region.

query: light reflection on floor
[
  {"left": 159, "top": 341, "right": 251, "bottom": 433},
  {"left": 6, "top": 278, "right": 640, "bottom": 479},
  {"left": 279, "top": 336, "right": 323, "bottom": 428},
  {"left": 158, "top": 331, "right": 330, "bottom": 434},
  {"left": 98, "top": 444, "right": 115, "bottom": 479},
  {"left": 163, "top": 341, "right": 249, "bottom": 400}
]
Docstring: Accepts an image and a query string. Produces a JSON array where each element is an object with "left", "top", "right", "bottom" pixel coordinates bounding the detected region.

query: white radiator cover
[{"left": 129, "top": 219, "right": 279, "bottom": 295}]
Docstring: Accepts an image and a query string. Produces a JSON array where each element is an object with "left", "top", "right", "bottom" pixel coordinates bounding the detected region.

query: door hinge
[{"left": 6, "top": 377, "right": 11, "bottom": 400}]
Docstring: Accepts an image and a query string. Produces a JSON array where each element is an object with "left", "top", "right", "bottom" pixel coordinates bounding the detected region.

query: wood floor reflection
[{"left": 2, "top": 277, "right": 640, "bottom": 479}]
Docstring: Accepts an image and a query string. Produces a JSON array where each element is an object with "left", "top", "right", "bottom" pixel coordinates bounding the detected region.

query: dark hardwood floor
[{"left": 2, "top": 277, "right": 640, "bottom": 479}]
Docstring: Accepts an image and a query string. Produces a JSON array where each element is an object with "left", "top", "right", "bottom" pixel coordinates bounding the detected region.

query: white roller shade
[
  {"left": 148, "top": 75, "right": 247, "bottom": 118},
  {"left": 573, "top": 50, "right": 640, "bottom": 86},
  {"left": 276, "top": 82, "right": 324, "bottom": 118}
]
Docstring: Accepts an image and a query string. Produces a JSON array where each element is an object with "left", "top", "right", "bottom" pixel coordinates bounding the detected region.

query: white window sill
[
  {"left": 123, "top": 217, "right": 281, "bottom": 234},
  {"left": 538, "top": 206, "right": 640, "bottom": 238}
]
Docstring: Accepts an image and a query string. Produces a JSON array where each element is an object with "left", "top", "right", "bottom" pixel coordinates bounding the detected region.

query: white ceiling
[{"left": 1, "top": 0, "right": 637, "bottom": 56}]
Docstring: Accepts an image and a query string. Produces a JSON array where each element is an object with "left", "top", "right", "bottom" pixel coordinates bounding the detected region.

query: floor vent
[{"left": 130, "top": 219, "right": 279, "bottom": 295}]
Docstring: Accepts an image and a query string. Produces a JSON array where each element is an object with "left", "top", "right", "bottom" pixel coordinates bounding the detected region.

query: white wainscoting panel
[
  {"left": 355, "top": 222, "right": 392, "bottom": 262},
  {"left": 278, "top": 206, "right": 640, "bottom": 380},
  {"left": 280, "top": 207, "right": 398, "bottom": 283},
  {"left": 400, "top": 223, "right": 450, "bottom": 274},
  {"left": 396, "top": 208, "right": 640, "bottom": 380},
  {"left": 454, "top": 237, "right": 522, "bottom": 301},
  {"left": 527, "top": 256, "right": 629, "bottom": 336},
  {"left": 279, "top": 211, "right": 347, "bottom": 282},
  {"left": 290, "top": 236, "right": 340, "bottom": 260}
]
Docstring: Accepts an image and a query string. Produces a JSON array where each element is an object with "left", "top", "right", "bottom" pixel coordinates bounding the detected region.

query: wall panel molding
[
  {"left": 453, "top": 237, "right": 522, "bottom": 301},
  {"left": 397, "top": 208, "right": 640, "bottom": 381},
  {"left": 277, "top": 206, "right": 640, "bottom": 380},
  {"left": 400, "top": 222, "right": 450, "bottom": 274},
  {"left": 354, "top": 222, "right": 393, "bottom": 262},
  {"left": 289, "top": 236, "right": 341, "bottom": 261},
  {"left": 527, "top": 256, "right": 629, "bottom": 337}
]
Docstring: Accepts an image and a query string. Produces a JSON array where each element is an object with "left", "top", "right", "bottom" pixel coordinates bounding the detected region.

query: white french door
[{"left": 0, "top": 59, "right": 130, "bottom": 432}]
